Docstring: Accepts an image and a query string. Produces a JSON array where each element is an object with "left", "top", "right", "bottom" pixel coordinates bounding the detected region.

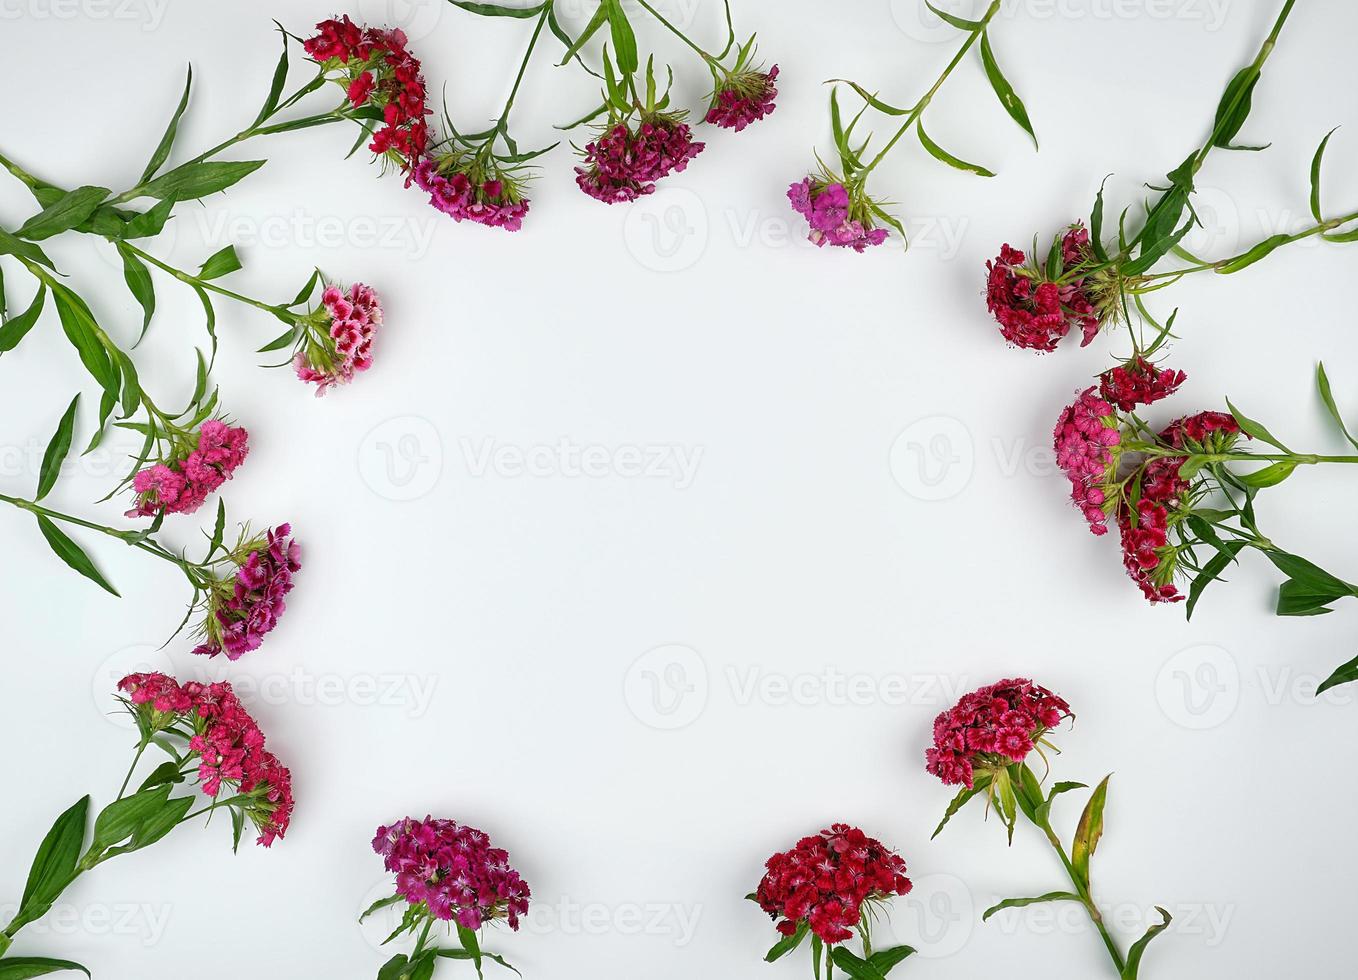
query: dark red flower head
[
  {"left": 987, "top": 224, "right": 1102, "bottom": 352},
  {"left": 925, "top": 679, "right": 1072, "bottom": 788},
  {"left": 1099, "top": 357, "right": 1187, "bottom": 412}
]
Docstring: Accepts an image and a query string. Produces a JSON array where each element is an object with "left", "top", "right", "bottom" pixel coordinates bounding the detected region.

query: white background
[{"left": 1, "top": 0, "right": 1356, "bottom": 977}]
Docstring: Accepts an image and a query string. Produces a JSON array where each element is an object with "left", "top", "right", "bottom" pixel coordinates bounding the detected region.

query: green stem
[
  {"left": 855, "top": 0, "right": 1001, "bottom": 182},
  {"left": 1014, "top": 768, "right": 1126, "bottom": 975},
  {"left": 117, "top": 241, "right": 287, "bottom": 318},
  {"left": 634, "top": 0, "right": 718, "bottom": 65},
  {"left": 496, "top": 4, "right": 552, "bottom": 137},
  {"left": 117, "top": 738, "right": 151, "bottom": 800},
  {"left": 0, "top": 151, "right": 42, "bottom": 191}
]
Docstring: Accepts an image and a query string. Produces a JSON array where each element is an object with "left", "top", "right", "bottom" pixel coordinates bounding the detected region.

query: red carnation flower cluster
[
  {"left": 925, "top": 678, "right": 1072, "bottom": 789},
  {"left": 126, "top": 420, "right": 249, "bottom": 519},
  {"left": 1053, "top": 387, "right": 1121, "bottom": 535},
  {"left": 372, "top": 816, "right": 531, "bottom": 930},
  {"left": 575, "top": 119, "right": 705, "bottom": 204},
  {"left": 304, "top": 16, "right": 429, "bottom": 169},
  {"left": 1117, "top": 411, "right": 1242, "bottom": 603},
  {"left": 987, "top": 225, "right": 1100, "bottom": 352},
  {"left": 755, "top": 824, "right": 911, "bottom": 944},
  {"left": 1099, "top": 357, "right": 1187, "bottom": 412},
  {"left": 194, "top": 523, "right": 300, "bottom": 660},
  {"left": 118, "top": 673, "right": 293, "bottom": 846},
  {"left": 707, "top": 65, "right": 779, "bottom": 132}
]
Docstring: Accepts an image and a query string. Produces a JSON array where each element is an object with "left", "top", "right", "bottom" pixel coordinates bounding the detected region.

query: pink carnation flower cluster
[
  {"left": 787, "top": 178, "right": 887, "bottom": 251},
  {"left": 411, "top": 158, "right": 528, "bottom": 231},
  {"left": 1053, "top": 388, "right": 1121, "bottom": 535},
  {"left": 986, "top": 225, "right": 1100, "bottom": 352},
  {"left": 755, "top": 824, "right": 912, "bottom": 944},
  {"left": 372, "top": 816, "right": 531, "bottom": 929},
  {"left": 118, "top": 672, "right": 294, "bottom": 846},
  {"left": 126, "top": 420, "right": 249, "bottom": 519},
  {"left": 706, "top": 66, "right": 779, "bottom": 132},
  {"left": 1099, "top": 357, "right": 1187, "bottom": 412},
  {"left": 194, "top": 524, "right": 300, "bottom": 660},
  {"left": 1118, "top": 411, "right": 1242, "bottom": 604},
  {"left": 575, "top": 120, "right": 705, "bottom": 204},
  {"left": 294, "top": 283, "right": 382, "bottom": 395},
  {"left": 925, "top": 679, "right": 1072, "bottom": 789}
]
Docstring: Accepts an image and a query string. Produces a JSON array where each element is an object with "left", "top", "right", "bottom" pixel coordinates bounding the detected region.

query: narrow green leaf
[
  {"left": 197, "top": 244, "right": 242, "bottom": 280},
  {"left": 1186, "top": 539, "right": 1247, "bottom": 619},
  {"left": 829, "top": 946, "right": 887, "bottom": 980},
  {"left": 932, "top": 774, "right": 990, "bottom": 838},
  {"left": 925, "top": 0, "right": 984, "bottom": 30},
  {"left": 1216, "top": 233, "right": 1292, "bottom": 274},
  {"left": 135, "top": 160, "right": 266, "bottom": 203},
  {"left": 602, "top": 0, "right": 638, "bottom": 74},
  {"left": 982, "top": 892, "right": 1082, "bottom": 921},
  {"left": 765, "top": 919, "right": 808, "bottom": 962},
  {"left": 251, "top": 36, "right": 289, "bottom": 128},
  {"left": 867, "top": 946, "right": 915, "bottom": 975},
  {"left": 1071, "top": 775, "right": 1111, "bottom": 888},
  {"left": 1316, "top": 362, "right": 1358, "bottom": 451},
  {"left": 979, "top": 31, "right": 1037, "bottom": 149},
  {"left": 35, "top": 515, "right": 120, "bottom": 596},
  {"left": 828, "top": 79, "right": 908, "bottom": 116},
  {"left": 19, "top": 796, "right": 89, "bottom": 914},
  {"left": 450, "top": 0, "right": 548, "bottom": 15},
  {"left": 376, "top": 954, "right": 410, "bottom": 980},
  {"left": 1310, "top": 127, "right": 1339, "bottom": 224},
  {"left": 1317, "top": 654, "right": 1358, "bottom": 696},
  {"left": 556, "top": 3, "right": 607, "bottom": 66},
  {"left": 118, "top": 197, "right": 177, "bottom": 240},
  {"left": 0, "top": 227, "right": 54, "bottom": 267},
  {"left": 1211, "top": 65, "right": 1263, "bottom": 150},
  {"left": 15, "top": 186, "right": 111, "bottom": 241},
  {"left": 359, "top": 893, "right": 403, "bottom": 923},
  {"left": 36, "top": 394, "right": 80, "bottom": 500},
  {"left": 1225, "top": 398, "right": 1291, "bottom": 452},
  {"left": 1121, "top": 908, "right": 1171, "bottom": 979},
  {"left": 0, "top": 957, "right": 91, "bottom": 979},
  {"left": 1237, "top": 460, "right": 1296, "bottom": 488},
  {"left": 116, "top": 243, "right": 156, "bottom": 342},
  {"left": 141, "top": 65, "right": 193, "bottom": 182},
  {"left": 50, "top": 282, "right": 117, "bottom": 396},
  {"left": 0, "top": 282, "right": 46, "bottom": 355},
  {"left": 917, "top": 121, "right": 995, "bottom": 176}
]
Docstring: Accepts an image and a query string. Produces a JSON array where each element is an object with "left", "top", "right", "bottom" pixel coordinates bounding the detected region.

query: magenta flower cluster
[
  {"left": 787, "top": 178, "right": 887, "bottom": 251},
  {"left": 706, "top": 66, "right": 779, "bottom": 132},
  {"left": 127, "top": 420, "right": 249, "bottom": 519},
  {"left": 575, "top": 120, "right": 705, "bottom": 204},
  {"left": 194, "top": 523, "right": 301, "bottom": 660},
  {"left": 412, "top": 158, "right": 529, "bottom": 231},
  {"left": 925, "top": 678, "right": 1072, "bottom": 788},
  {"left": 1053, "top": 388, "right": 1122, "bottom": 536},
  {"left": 294, "top": 283, "right": 382, "bottom": 395},
  {"left": 373, "top": 816, "right": 531, "bottom": 929}
]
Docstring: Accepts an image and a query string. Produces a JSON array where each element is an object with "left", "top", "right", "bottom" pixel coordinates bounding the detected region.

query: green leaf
[
  {"left": 982, "top": 891, "right": 1081, "bottom": 921},
  {"left": 764, "top": 919, "right": 808, "bottom": 962},
  {"left": 1310, "top": 127, "right": 1339, "bottom": 223},
  {"left": 0, "top": 227, "right": 54, "bottom": 267},
  {"left": 141, "top": 65, "right": 193, "bottom": 182},
  {"left": 252, "top": 36, "right": 289, "bottom": 128},
  {"left": 1186, "top": 539, "right": 1247, "bottom": 619},
  {"left": 15, "top": 186, "right": 111, "bottom": 241},
  {"left": 85, "top": 785, "right": 176, "bottom": 859},
  {"left": 450, "top": 0, "right": 548, "bottom": 15},
  {"left": 925, "top": 0, "right": 984, "bottom": 30},
  {"left": 50, "top": 282, "right": 117, "bottom": 396},
  {"left": 1216, "top": 233, "right": 1292, "bottom": 274},
  {"left": 1265, "top": 550, "right": 1357, "bottom": 617},
  {"left": 36, "top": 394, "right": 79, "bottom": 500},
  {"left": 116, "top": 243, "right": 156, "bottom": 343},
  {"left": 556, "top": 3, "right": 608, "bottom": 66},
  {"left": 1071, "top": 775, "right": 1111, "bottom": 888},
  {"left": 602, "top": 0, "right": 638, "bottom": 74},
  {"left": 359, "top": 893, "right": 404, "bottom": 923},
  {"left": 867, "top": 946, "right": 916, "bottom": 975},
  {"left": 1121, "top": 908, "right": 1171, "bottom": 979},
  {"left": 1211, "top": 64, "right": 1264, "bottom": 151},
  {"left": 197, "top": 244, "right": 242, "bottom": 280},
  {"left": 1035, "top": 779, "right": 1088, "bottom": 825},
  {"left": 456, "top": 923, "right": 483, "bottom": 979},
  {"left": 1225, "top": 398, "right": 1291, "bottom": 452},
  {"left": 135, "top": 160, "right": 266, "bottom": 203},
  {"left": 1316, "top": 362, "right": 1358, "bottom": 451},
  {"left": 932, "top": 773, "right": 990, "bottom": 838},
  {"left": 828, "top": 80, "right": 907, "bottom": 116},
  {"left": 376, "top": 954, "right": 410, "bottom": 980},
  {"left": 0, "top": 958, "right": 91, "bottom": 979},
  {"left": 18, "top": 797, "right": 89, "bottom": 916},
  {"left": 35, "top": 515, "right": 119, "bottom": 596},
  {"left": 0, "top": 282, "right": 47, "bottom": 356},
  {"left": 1237, "top": 460, "right": 1296, "bottom": 488},
  {"left": 829, "top": 946, "right": 887, "bottom": 980},
  {"left": 979, "top": 31, "right": 1037, "bottom": 149},
  {"left": 1317, "top": 654, "right": 1358, "bottom": 696},
  {"left": 917, "top": 121, "right": 995, "bottom": 177}
]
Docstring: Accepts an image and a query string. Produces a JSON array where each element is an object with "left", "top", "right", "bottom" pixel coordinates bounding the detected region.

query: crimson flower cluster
[
  {"left": 294, "top": 282, "right": 382, "bottom": 394},
  {"left": 373, "top": 816, "right": 531, "bottom": 930},
  {"left": 118, "top": 672, "right": 294, "bottom": 846},
  {"left": 925, "top": 678, "right": 1072, "bottom": 789},
  {"left": 412, "top": 157, "right": 529, "bottom": 232},
  {"left": 126, "top": 420, "right": 249, "bottom": 519},
  {"left": 304, "top": 16, "right": 429, "bottom": 169},
  {"left": 1099, "top": 356, "right": 1186, "bottom": 413},
  {"left": 755, "top": 824, "right": 911, "bottom": 944},
  {"left": 575, "top": 119, "right": 705, "bottom": 204},
  {"left": 194, "top": 523, "right": 300, "bottom": 660},
  {"left": 986, "top": 225, "right": 1102, "bottom": 351},
  {"left": 707, "top": 65, "right": 779, "bottom": 132}
]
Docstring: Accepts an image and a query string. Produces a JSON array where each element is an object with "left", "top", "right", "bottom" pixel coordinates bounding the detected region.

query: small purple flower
[
  {"left": 194, "top": 524, "right": 301, "bottom": 660},
  {"left": 787, "top": 176, "right": 889, "bottom": 252}
]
